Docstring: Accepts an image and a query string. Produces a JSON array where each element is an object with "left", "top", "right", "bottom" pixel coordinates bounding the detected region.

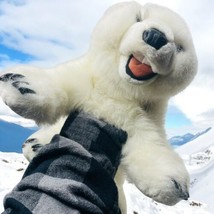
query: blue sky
[
  {"left": 0, "top": 0, "right": 213, "bottom": 137},
  {"left": 0, "top": 43, "right": 34, "bottom": 62},
  {"left": 165, "top": 106, "right": 192, "bottom": 136}
]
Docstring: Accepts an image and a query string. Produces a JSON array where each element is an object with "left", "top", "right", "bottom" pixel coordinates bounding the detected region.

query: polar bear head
[{"left": 89, "top": 1, "right": 197, "bottom": 100}]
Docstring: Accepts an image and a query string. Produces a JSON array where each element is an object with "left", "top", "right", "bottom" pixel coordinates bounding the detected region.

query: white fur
[{"left": 0, "top": 2, "right": 197, "bottom": 213}]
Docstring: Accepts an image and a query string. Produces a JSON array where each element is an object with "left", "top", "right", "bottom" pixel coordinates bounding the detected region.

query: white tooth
[
  {"left": 133, "top": 54, "right": 144, "bottom": 62},
  {"left": 142, "top": 58, "right": 158, "bottom": 73},
  {"left": 142, "top": 58, "right": 150, "bottom": 65}
]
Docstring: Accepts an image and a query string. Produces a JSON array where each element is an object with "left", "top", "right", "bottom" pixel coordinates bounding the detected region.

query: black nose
[{"left": 143, "top": 28, "right": 168, "bottom": 50}]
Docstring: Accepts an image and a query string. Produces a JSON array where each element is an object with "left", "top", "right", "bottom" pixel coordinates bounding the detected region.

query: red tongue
[{"left": 128, "top": 56, "right": 153, "bottom": 77}]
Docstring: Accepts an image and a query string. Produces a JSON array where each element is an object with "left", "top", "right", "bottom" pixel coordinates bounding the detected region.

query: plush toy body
[{"left": 0, "top": 2, "right": 197, "bottom": 213}]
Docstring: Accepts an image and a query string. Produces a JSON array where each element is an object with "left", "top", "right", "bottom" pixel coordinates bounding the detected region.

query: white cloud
[
  {"left": 169, "top": 0, "right": 214, "bottom": 129},
  {"left": 0, "top": 0, "right": 112, "bottom": 65},
  {"left": 172, "top": 78, "right": 214, "bottom": 128},
  {"left": 0, "top": 98, "right": 17, "bottom": 116}
]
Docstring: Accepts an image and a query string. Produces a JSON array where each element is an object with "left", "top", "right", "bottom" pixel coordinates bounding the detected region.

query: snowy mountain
[
  {"left": 169, "top": 127, "right": 211, "bottom": 148},
  {"left": 0, "top": 119, "right": 36, "bottom": 153},
  {"left": 0, "top": 129, "right": 213, "bottom": 213},
  {"left": 169, "top": 133, "right": 194, "bottom": 147},
  {"left": 176, "top": 126, "right": 214, "bottom": 213}
]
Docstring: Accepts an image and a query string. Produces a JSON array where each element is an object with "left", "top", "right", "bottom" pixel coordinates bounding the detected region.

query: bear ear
[{"left": 90, "top": 2, "right": 141, "bottom": 50}]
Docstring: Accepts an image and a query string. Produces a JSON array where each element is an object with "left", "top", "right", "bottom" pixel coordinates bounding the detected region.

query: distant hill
[
  {"left": 0, "top": 119, "right": 36, "bottom": 153},
  {"left": 169, "top": 127, "right": 212, "bottom": 148}
]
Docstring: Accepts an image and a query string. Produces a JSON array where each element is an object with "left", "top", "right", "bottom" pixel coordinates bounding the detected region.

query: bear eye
[{"left": 176, "top": 44, "right": 184, "bottom": 52}]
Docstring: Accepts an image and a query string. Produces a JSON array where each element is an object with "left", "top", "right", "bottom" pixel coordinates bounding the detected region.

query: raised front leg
[
  {"left": 121, "top": 118, "right": 190, "bottom": 206},
  {"left": 22, "top": 117, "right": 66, "bottom": 161},
  {"left": 0, "top": 67, "right": 69, "bottom": 124}
]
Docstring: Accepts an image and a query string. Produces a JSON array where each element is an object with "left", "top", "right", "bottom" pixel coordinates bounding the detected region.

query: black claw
[
  {"left": 12, "top": 81, "right": 20, "bottom": 88},
  {"left": 0, "top": 73, "right": 14, "bottom": 82},
  {"left": 0, "top": 73, "right": 25, "bottom": 82},
  {"left": 31, "top": 144, "right": 43, "bottom": 152},
  {"left": 24, "top": 138, "right": 38, "bottom": 144},
  {"left": 11, "top": 80, "right": 33, "bottom": 95},
  {"left": 172, "top": 179, "right": 181, "bottom": 190},
  {"left": 12, "top": 81, "right": 29, "bottom": 89},
  {"left": 11, "top": 74, "right": 25, "bottom": 80},
  {"left": 18, "top": 87, "right": 36, "bottom": 95}
]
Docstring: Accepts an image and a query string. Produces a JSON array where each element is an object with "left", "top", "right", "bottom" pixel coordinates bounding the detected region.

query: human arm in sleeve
[{"left": 2, "top": 111, "right": 127, "bottom": 214}]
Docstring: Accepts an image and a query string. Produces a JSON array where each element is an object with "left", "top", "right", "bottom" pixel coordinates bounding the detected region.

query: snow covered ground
[
  {"left": 0, "top": 127, "right": 214, "bottom": 213},
  {"left": 124, "top": 182, "right": 210, "bottom": 214},
  {"left": 0, "top": 152, "right": 28, "bottom": 211}
]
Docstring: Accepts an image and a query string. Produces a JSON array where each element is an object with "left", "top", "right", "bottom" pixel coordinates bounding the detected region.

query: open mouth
[{"left": 126, "top": 55, "right": 157, "bottom": 81}]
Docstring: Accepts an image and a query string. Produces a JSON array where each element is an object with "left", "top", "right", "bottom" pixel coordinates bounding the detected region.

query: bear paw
[
  {"left": 122, "top": 143, "right": 190, "bottom": 206},
  {"left": 125, "top": 161, "right": 190, "bottom": 206},
  {"left": 22, "top": 138, "right": 44, "bottom": 161},
  {"left": 0, "top": 72, "right": 40, "bottom": 119},
  {"left": 0, "top": 71, "right": 56, "bottom": 123}
]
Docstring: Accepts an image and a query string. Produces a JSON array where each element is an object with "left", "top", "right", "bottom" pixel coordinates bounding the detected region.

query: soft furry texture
[{"left": 0, "top": 2, "right": 197, "bottom": 213}]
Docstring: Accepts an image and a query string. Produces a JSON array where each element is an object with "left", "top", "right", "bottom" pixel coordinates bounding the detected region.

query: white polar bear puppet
[{"left": 0, "top": 1, "right": 197, "bottom": 213}]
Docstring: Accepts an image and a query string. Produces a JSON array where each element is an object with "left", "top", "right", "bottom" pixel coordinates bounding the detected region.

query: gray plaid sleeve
[{"left": 2, "top": 111, "right": 127, "bottom": 214}]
